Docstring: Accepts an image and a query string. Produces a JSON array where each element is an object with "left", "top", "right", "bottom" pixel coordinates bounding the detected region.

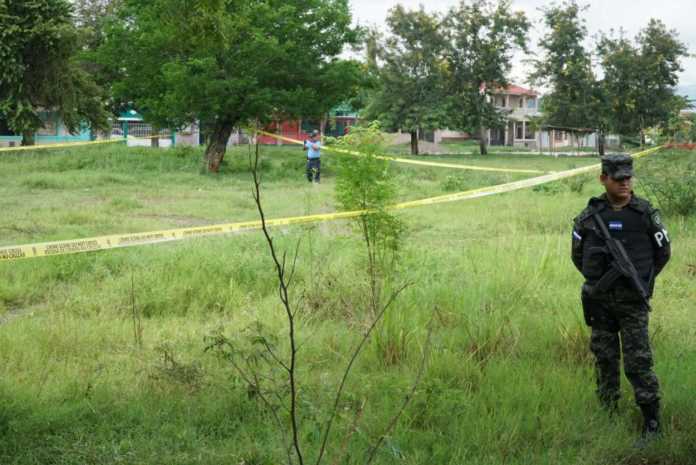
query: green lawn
[
  {"left": 387, "top": 139, "right": 615, "bottom": 155},
  {"left": 1, "top": 144, "right": 694, "bottom": 465}
]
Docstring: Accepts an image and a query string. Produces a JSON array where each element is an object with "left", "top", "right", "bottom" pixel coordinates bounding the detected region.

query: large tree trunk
[
  {"left": 478, "top": 126, "right": 488, "bottom": 155},
  {"left": 204, "top": 121, "right": 235, "bottom": 173},
  {"left": 410, "top": 130, "right": 419, "bottom": 155},
  {"left": 21, "top": 130, "right": 35, "bottom": 146}
]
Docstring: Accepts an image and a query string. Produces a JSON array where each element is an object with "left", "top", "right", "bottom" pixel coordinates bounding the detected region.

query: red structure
[
  {"left": 257, "top": 121, "right": 310, "bottom": 145},
  {"left": 257, "top": 105, "right": 359, "bottom": 145}
]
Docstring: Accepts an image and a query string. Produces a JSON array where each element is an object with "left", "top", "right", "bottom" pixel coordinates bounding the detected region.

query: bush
[
  {"left": 532, "top": 181, "right": 564, "bottom": 194},
  {"left": 563, "top": 173, "right": 591, "bottom": 194},
  {"left": 442, "top": 174, "right": 469, "bottom": 192},
  {"left": 639, "top": 151, "right": 696, "bottom": 216}
]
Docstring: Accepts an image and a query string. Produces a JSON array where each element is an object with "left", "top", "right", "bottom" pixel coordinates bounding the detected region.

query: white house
[{"left": 487, "top": 84, "right": 541, "bottom": 148}]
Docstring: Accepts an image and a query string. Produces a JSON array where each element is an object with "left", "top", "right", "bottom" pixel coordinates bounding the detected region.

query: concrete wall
[
  {"left": 175, "top": 123, "right": 200, "bottom": 147},
  {"left": 434, "top": 129, "right": 470, "bottom": 144}
]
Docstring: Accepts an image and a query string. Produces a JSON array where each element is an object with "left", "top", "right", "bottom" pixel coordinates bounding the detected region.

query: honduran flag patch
[{"left": 608, "top": 221, "right": 623, "bottom": 231}]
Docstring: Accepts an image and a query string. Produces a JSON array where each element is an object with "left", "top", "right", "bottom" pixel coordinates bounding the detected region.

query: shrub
[
  {"left": 639, "top": 152, "right": 696, "bottom": 216},
  {"left": 442, "top": 174, "right": 469, "bottom": 192},
  {"left": 563, "top": 173, "right": 592, "bottom": 194}
]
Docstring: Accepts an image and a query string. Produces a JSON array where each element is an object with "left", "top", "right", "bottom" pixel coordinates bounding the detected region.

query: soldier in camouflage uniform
[{"left": 571, "top": 154, "right": 671, "bottom": 440}]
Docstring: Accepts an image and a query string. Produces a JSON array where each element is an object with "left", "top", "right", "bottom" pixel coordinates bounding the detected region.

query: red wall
[{"left": 258, "top": 120, "right": 309, "bottom": 145}]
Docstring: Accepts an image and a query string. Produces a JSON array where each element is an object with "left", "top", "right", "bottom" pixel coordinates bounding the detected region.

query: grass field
[
  {"left": 1, "top": 144, "right": 695, "bottom": 465},
  {"left": 387, "top": 138, "right": 620, "bottom": 155}
]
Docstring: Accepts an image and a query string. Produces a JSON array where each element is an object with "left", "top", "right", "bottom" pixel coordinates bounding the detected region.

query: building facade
[
  {"left": 0, "top": 111, "right": 93, "bottom": 147},
  {"left": 487, "top": 85, "right": 541, "bottom": 149}
]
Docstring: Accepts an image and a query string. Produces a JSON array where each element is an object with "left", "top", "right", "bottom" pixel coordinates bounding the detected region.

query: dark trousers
[
  {"left": 306, "top": 158, "right": 320, "bottom": 182},
  {"left": 589, "top": 299, "right": 660, "bottom": 406}
]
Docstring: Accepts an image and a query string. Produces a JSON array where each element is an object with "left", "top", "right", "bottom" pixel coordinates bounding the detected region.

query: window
[
  {"left": 527, "top": 98, "right": 536, "bottom": 108},
  {"left": 554, "top": 130, "right": 564, "bottom": 141},
  {"left": 518, "top": 98, "right": 524, "bottom": 108},
  {"left": 516, "top": 123, "right": 523, "bottom": 140}
]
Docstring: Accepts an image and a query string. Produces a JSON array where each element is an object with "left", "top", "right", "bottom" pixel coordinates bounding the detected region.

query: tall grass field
[{"left": 1, "top": 143, "right": 695, "bottom": 465}]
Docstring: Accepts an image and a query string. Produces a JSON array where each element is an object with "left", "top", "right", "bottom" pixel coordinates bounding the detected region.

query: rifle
[{"left": 587, "top": 212, "right": 651, "bottom": 310}]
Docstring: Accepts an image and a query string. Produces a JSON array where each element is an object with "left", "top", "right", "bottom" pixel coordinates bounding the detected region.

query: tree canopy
[
  {"left": 532, "top": 1, "right": 690, "bottom": 151},
  {"left": 444, "top": 0, "right": 529, "bottom": 155},
  {"left": 364, "top": 5, "right": 449, "bottom": 155},
  {"left": 598, "top": 19, "right": 689, "bottom": 143},
  {"left": 0, "top": 0, "right": 108, "bottom": 145},
  {"left": 101, "top": 0, "right": 361, "bottom": 172},
  {"left": 365, "top": 0, "right": 529, "bottom": 156},
  {"left": 530, "top": 1, "right": 597, "bottom": 135}
]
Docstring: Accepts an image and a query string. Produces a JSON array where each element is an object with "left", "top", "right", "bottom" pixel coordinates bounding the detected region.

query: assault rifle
[{"left": 587, "top": 212, "right": 651, "bottom": 310}]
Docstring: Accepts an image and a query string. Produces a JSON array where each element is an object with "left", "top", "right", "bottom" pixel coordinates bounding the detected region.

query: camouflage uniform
[
  {"left": 571, "top": 156, "right": 671, "bottom": 418},
  {"left": 589, "top": 298, "right": 658, "bottom": 406}
]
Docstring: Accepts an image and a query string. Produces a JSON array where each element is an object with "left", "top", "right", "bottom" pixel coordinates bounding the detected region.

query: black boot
[{"left": 635, "top": 401, "right": 661, "bottom": 447}]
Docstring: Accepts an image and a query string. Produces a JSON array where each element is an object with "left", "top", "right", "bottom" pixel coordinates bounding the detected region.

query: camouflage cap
[{"left": 601, "top": 154, "right": 634, "bottom": 180}]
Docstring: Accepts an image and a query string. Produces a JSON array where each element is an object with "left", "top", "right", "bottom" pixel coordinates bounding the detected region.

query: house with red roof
[
  {"left": 486, "top": 84, "right": 541, "bottom": 148},
  {"left": 425, "top": 84, "right": 543, "bottom": 148}
]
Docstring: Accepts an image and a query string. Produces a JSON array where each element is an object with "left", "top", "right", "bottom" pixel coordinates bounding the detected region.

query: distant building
[
  {"left": 0, "top": 110, "right": 93, "bottom": 147},
  {"left": 255, "top": 103, "right": 360, "bottom": 145},
  {"left": 116, "top": 109, "right": 198, "bottom": 148},
  {"left": 485, "top": 84, "right": 619, "bottom": 151},
  {"left": 487, "top": 84, "right": 541, "bottom": 148},
  {"left": 420, "top": 84, "right": 542, "bottom": 147}
]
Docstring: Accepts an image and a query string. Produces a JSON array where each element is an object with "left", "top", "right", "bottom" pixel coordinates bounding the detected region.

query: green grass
[
  {"left": 1, "top": 145, "right": 695, "bottom": 465},
  {"left": 0, "top": 144, "right": 597, "bottom": 246},
  {"left": 388, "top": 139, "right": 614, "bottom": 155}
]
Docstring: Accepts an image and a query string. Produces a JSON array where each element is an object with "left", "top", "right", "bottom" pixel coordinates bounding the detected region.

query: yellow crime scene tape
[
  {"left": 0, "top": 138, "right": 125, "bottom": 152},
  {"left": 0, "top": 134, "right": 175, "bottom": 153},
  {"left": 257, "top": 130, "right": 544, "bottom": 175},
  {"left": 0, "top": 146, "right": 662, "bottom": 262}
]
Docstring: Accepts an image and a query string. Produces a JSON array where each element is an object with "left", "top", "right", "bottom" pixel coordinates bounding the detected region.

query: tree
[
  {"left": 445, "top": 0, "right": 529, "bottom": 155},
  {"left": 73, "top": 0, "right": 119, "bottom": 51},
  {"left": 0, "top": 0, "right": 109, "bottom": 145},
  {"left": 101, "top": 0, "right": 360, "bottom": 172},
  {"left": 530, "top": 1, "right": 599, "bottom": 152},
  {"left": 364, "top": 5, "right": 449, "bottom": 155},
  {"left": 597, "top": 20, "right": 688, "bottom": 147},
  {"left": 344, "top": 27, "right": 381, "bottom": 117}
]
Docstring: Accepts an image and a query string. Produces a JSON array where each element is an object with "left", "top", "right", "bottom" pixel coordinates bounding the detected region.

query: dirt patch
[
  {"left": 414, "top": 141, "right": 463, "bottom": 155},
  {"left": 134, "top": 213, "right": 212, "bottom": 227},
  {"left": 0, "top": 306, "right": 37, "bottom": 326}
]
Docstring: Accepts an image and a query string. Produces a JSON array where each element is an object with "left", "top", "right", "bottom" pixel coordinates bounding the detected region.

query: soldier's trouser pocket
[{"left": 581, "top": 284, "right": 619, "bottom": 333}]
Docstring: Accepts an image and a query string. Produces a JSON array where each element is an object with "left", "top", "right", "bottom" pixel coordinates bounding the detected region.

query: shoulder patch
[{"left": 651, "top": 210, "right": 663, "bottom": 227}]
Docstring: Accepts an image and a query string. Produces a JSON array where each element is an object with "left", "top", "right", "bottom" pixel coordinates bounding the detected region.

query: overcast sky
[{"left": 349, "top": 0, "right": 696, "bottom": 89}]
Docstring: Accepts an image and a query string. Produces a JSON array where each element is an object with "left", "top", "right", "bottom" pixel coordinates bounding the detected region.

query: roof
[
  {"left": 117, "top": 109, "right": 144, "bottom": 122},
  {"left": 541, "top": 124, "right": 596, "bottom": 133},
  {"left": 498, "top": 84, "right": 538, "bottom": 96},
  {"left": 480, "top": 82, "right": 538, "bottom": 96},
  {"left": 329, "top": 102, "right": 359, "bottom": 118}
]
